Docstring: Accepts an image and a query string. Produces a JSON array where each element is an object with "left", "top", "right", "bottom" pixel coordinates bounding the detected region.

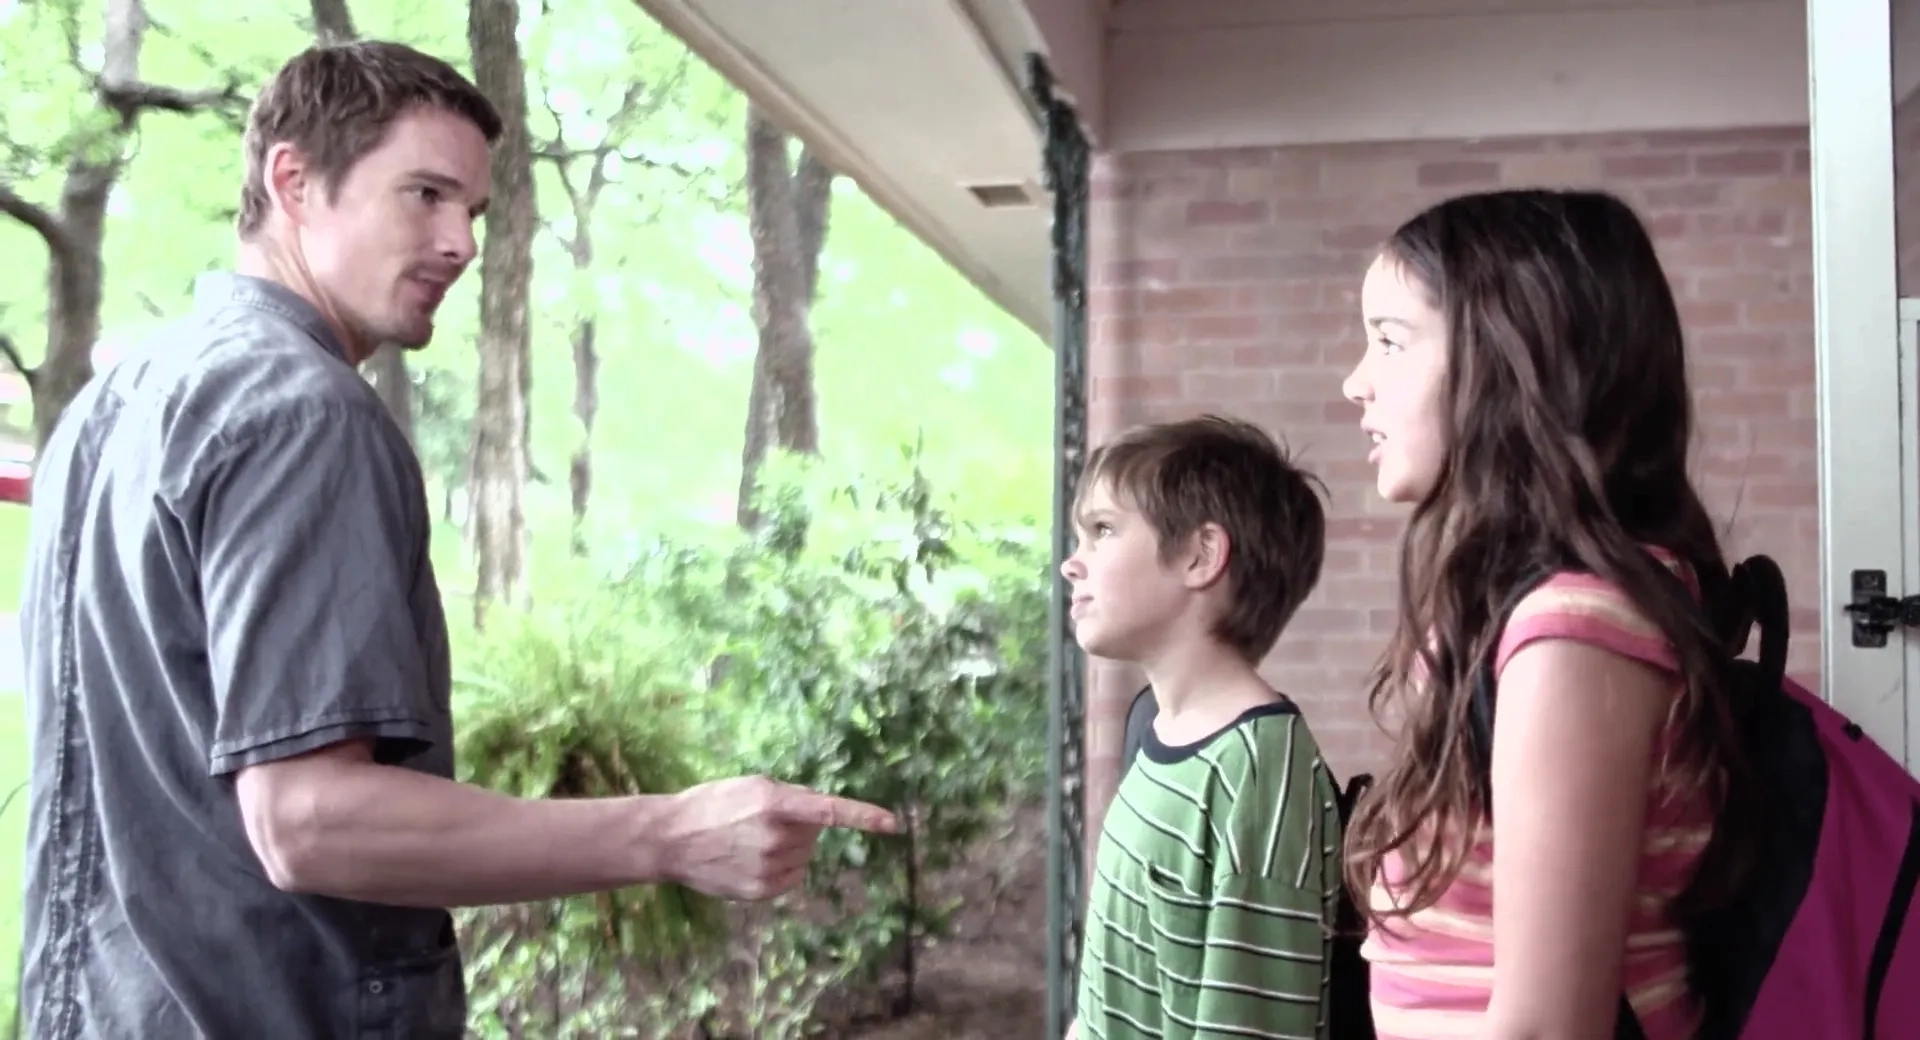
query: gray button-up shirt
[{"left": 19, "top": 272, "right": 464, "bottom": 1039}]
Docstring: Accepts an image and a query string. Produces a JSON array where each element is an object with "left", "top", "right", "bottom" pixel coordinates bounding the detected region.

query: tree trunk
[
  {"left": 736, "top": 107, "right": 832, "bottom": 530},
  {"left": 536, "top": 79, "right": 676, "bottom": 555},
  {"left": 567, "top": 220, "right": 598, "bottom": 557},
  {"left": 0, "top": 0, "right": 234, "bottom": 446},
  {"left": 362, "top": 347, "right": 414, "bottom": 444},
  {"left": 467, "top": 0, "right": 534, "bottom": 626},
  {"left": 35, "top": 160, "right": 110, "bottom": 449},
  {"left": 310, "top": 0, "right": 355, "bottom": 41}
]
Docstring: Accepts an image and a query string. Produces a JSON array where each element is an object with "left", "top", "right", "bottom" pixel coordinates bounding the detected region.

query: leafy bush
[
  {"left": 450, "top": 596, "right": 728, "bottom": 1036},
  {"left": 692, "top": 445, "right": 1046, "bottom": 1016},
  {"left": 451, "top": 442, "right": 1050, "bottom": 1035}
]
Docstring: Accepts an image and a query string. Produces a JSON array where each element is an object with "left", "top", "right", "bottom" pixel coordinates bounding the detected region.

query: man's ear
[
  {"left": 1181, "top": 522, "right": 1231, "bottom": 591},
  {"left": 265, "top": 142, "right": 313, "bottom": 225}
]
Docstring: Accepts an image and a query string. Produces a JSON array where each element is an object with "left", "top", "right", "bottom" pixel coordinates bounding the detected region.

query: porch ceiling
[
  {"left": 630, "top": 0, "right": 1920, "bottom": 346},
  {"left": 628, "top": 0, "right": 1058, "bottom": 337}
]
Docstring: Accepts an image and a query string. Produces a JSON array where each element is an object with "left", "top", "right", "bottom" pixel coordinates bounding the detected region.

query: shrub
[
  {"left": 450, "top": 442, "right": 1050, "bottom": 1035},
  {"left": 451, "top": 595, "right": 727, "bottom": 1036}
]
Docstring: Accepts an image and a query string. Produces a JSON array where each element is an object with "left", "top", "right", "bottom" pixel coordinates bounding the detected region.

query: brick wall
[{"left": 1083, "top": 127, "right": 1821, "bottom": 840}]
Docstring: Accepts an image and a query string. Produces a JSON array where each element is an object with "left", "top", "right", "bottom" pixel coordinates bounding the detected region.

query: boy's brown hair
[
  {"left": 1076, "top": 414, "right": 1327, "bottom": 663},
  {"left": 238, "top": 41, "right": 503, "bottom": 238}
]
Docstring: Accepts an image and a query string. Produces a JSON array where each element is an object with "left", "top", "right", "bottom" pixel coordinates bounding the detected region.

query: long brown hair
[{"left": 1341, "top": 189, "right": 1761, "bottom": 935}]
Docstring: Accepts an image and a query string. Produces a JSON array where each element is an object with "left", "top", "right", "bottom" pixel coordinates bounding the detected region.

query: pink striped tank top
[{"left": 1361, "top": 560, "right": 1713, "bottom": 1040}]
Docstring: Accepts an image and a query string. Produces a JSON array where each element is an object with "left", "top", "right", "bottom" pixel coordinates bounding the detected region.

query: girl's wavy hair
[{"left": 1341, "top": 189, "right": 1763, "bottom": 939}]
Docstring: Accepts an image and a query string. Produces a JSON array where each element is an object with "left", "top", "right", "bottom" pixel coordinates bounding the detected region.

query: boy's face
[{"left": 1059, "top": 479, "right": 1195, "bottom": 662}]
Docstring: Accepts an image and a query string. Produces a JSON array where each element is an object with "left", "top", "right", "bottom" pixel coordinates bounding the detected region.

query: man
[{"left": 17, "top": 41, "right": 894, "bottom": 1040}]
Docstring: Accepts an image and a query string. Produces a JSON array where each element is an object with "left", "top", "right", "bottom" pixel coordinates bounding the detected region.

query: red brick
[
  {"left": 1139, "top": 344, "right": 1238, "bottom": 372},
  {"left": 1100, "top": 258, "right": 1180, "bottom": 286},
  {"left": 1187, "top": 200, "right": 1269, "bottom": 226},
  {"left": 1233, "top": 342, "right": 1322, "bottom": 367},
  {"left": 1642, "top": 182, "right": 1726, "bottom": 208},
  {"left": 1322, "top": 223, "right": 1396, "bottom": 250},
  {"left": 1091, "top": 375, "right": 1179, "bottom": 401},
  {"left": 1418, "top": 160, "right": 1501, "bottom": 188},
  {"left": 1186, "top": 314, "right": 1264, "bottom": 342},
  {"left": 1151, "top": 285, "right": 1234, "bottom": 313},
  {"left": 1231, "top": 282, "right": 1318, "bottom": 309},
  {"left": 1696, "top": 149, "right": 1790, "bottom": 177},
  {"left": 1184, "top": 370, "right": 1276, "bottom": 400},
  {"left": 1602, "top": 152, "right": 1689, "bottom": 179},
  {"left": 1191, "top": 255, "right": 1288, "bottom": 281},
  {"left": 1696, "top": 210, "right": 1790, "bottom": 237}
]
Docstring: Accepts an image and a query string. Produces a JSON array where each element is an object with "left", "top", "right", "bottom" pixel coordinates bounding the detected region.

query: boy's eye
[
  {"left": 1375, "top": 336, "right": 1402, "bottom": 355},
  {"left": 1094, "top": 522, "right": 1115, "bottom": 537},
  {"left": 414, "top": 185, "right": 442, "bottom": 204}
]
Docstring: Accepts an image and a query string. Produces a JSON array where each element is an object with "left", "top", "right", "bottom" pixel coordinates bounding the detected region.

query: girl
[{"left": 1339, "top": 189, "right": 1763, "bottom": 1040}]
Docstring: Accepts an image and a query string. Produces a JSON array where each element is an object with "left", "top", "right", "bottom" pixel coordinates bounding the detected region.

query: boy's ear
[{"left": 1181, "top": 522, "right": 1231, "bottom": 590}]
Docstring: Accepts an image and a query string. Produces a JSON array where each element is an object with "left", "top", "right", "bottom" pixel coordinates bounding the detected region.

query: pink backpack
[{"left": 1473, "top": 555, "right": 1920, "bottom": 1038}]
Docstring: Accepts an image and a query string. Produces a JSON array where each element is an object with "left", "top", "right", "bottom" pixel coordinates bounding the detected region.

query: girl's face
[{"left": 1343, "top": 255, "right": 1452, "bottom": 504}]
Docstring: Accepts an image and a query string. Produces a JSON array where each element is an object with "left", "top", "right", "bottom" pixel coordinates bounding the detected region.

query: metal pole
[{"left": 1028, "top": 52, "right": 1090, "bottom": 1039}]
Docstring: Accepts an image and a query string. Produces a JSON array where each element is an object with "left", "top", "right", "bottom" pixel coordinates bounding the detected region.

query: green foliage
[
  {"left": 441, "top": 447, "right": 1048, "bottom": 1034},
  {"left": 450, "top": 597, "right": 728, "bottom": 1036},
  {"left": 685, "top": 445, "right": 1048, "bottom": 1017}
]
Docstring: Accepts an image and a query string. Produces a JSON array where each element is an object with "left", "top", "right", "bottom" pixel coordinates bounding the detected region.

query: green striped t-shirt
[{"left": 1078, "top": 700, "right": 1342, "bottom": 1040}]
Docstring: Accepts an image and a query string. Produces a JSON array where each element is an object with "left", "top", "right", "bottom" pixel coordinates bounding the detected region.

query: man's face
[{"left": 290, "top": 105, "right": 491, "bottom": 357}]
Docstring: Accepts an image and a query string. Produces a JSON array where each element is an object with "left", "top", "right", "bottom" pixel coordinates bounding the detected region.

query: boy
[{"left": 1063, "top": 415, "right": 1341, "bottom": 1039}]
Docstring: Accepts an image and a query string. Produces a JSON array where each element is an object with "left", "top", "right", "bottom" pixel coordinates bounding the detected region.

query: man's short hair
[
  {"left": 1076, "top": 414, "right": 1328, "bottom": 663},
  {"left": 238, "top": 41, "right": 503, "bottom": 237}
]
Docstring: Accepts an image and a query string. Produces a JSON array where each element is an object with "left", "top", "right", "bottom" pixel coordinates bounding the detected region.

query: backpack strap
[{"left": 1732, "top": 554, "right": 1790, "bottom": 693}]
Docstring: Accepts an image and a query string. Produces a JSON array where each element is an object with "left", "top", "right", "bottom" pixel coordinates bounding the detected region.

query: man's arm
[
  {"left": 196, "top": 403, "right": 892, "bottom": 908},
  {"left": 236, "top": 741, "right": 892, "bottom": 906}
]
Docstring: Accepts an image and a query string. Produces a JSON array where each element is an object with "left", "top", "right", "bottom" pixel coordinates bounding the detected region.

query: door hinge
[{"left": 1845, "top": 569, "right": 1920, "bottom": 647}]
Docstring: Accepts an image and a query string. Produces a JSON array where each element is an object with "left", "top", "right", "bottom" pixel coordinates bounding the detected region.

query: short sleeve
[
  {"left": 1216, "top": 713, "right": 1332, "bottom": 887},
  {"left": 193, "top": 408, "right": 439, "bottom": 776},
  {"left": 1493, "top": 569, "right": 1686, "bottom": 680}
]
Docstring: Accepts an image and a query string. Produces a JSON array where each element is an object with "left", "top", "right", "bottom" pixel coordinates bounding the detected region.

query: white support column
[
  {"left": 1808, "top": 0, "right": 1910, "bottom": 765},
  {"left": 1892, "top": 299, "right": 1920, "bottom": 778}
]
